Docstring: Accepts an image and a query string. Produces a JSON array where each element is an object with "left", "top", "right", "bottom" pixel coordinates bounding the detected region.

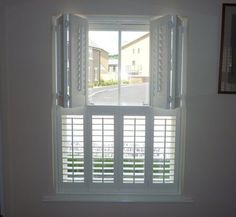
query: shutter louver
[
  {"left": 150, "top": 15, "right": 183, "bottom": 109},
  {"left": 61, "top": 115, "right": 84, "bottom": 183},
  {"left": 55, "top": 14, "right": 88, "bottom": 108},
  {"left": 153, "top": 116, "right": 176, "bottom": 184},
  {"left": 123, "top": 116, "right": 146, "bottom": 184},
  {"left": 92, "top": 115, "right": 114, "bottom": 183}
]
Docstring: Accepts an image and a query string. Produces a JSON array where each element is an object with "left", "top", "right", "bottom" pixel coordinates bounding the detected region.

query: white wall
[{"left": 2, "top": 0, "right": 236, "bottom": 216}]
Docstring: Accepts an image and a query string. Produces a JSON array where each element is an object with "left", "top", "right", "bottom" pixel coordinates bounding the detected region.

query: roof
[{"left": 122, "top": 33, "right": 149, "bottom": 50}]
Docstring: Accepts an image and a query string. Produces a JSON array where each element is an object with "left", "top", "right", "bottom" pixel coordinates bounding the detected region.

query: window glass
[
  {"left": 121, "top": 31, "right": 149, "bottom": 105},
  {"left": 88, "top": 30, "right": 149, "bottom": 106},
  {"left": 88, "top": 31, "right": 119, "bottom": 105}
]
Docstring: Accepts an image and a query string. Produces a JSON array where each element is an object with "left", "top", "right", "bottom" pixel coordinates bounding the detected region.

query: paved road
[{"left": 88, "top": 83, "right": 149, "bottom": 105}]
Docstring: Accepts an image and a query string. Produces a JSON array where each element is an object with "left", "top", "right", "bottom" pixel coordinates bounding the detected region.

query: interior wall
[{"left": 2, "top": 0, "right": 236, "bottom": 217}]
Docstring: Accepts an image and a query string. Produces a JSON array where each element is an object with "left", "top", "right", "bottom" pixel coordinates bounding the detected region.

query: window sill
[{"left": 43, "top": 193, "right": 193, "bottom": 203}]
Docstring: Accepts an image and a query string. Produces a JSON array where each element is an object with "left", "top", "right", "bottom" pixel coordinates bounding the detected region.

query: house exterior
[
  {"left": 88, "top": 46, "right": 109, "bottom": 85},
  {"left": 121, "top": 33, "right": 149, "bottom": 82},
  {"left": 89, "top": 34, "right": 150, "bottom": 85},
  {"left": 108, "top": 56, "right": 118, "bottom": 80}
]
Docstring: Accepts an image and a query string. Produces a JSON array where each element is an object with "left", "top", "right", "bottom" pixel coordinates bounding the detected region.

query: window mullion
[
  {"left": 84, "top": 109, "right": 92, "bottom": 189},
  {"left": 114, "top": 110, "right": 123, "bottom": 188},
  {"left": 133, "top": 118, "right": 136, "bottom": 183},
  {"left": 118, "top": 29, "right": 122, "bottom": 105},
  {"left": 145, "top": 109, "right": 154, "bottom": 187}
]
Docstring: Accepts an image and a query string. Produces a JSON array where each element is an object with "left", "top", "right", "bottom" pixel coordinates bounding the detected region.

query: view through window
[{"left": 88, "top": 31, "right": 149, "bottom": 106}]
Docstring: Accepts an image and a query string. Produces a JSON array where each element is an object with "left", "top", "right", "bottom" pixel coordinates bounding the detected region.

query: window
[
  {"left": 53, "top": 14, "right": 186, "bottom": 200},
  {"left": 88, "top": 29, "right": 149, "bottom": 106}
]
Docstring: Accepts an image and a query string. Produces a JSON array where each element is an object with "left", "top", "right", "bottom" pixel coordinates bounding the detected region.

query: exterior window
[
  {"left": 53, "top": 14, "right": 186, "bottom": 200},
  {"left": 88, "top": 31, "right": 149, "bottom": 106}
]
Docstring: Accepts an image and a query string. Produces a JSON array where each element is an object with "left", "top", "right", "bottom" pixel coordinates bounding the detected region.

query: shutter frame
[{"left": 55, "top": 15, "right": 69, "bottom": 107}]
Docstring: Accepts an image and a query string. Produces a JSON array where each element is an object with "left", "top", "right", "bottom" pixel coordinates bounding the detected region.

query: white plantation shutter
[
  {"left": 61, "top": 114, "right": 85, "bottom": 183},
  {"left": 172, "top": 16, "right": 184, "bottom": 108},
  {"left": 69, "top": 14, "right": 88, "bottom": 107},
  {"left": 123, "top": 116, "right": 146, "bottom": 184},
  {"left": 152, "top": 116, "right": 176, "bottom": 184},
  {"left": 55, "top": 15, "right": 68, "bottom": 107},
  {"left": 92, "top": 115, "right": 115, "bottom": 183},
  {"left": 54, "top": 15, "right": 186, "bottom": 198},
  {"left": 56, "top": 14, "right": 88, "bottom": 108},
  {"left": 150, "top": 15, "right": 183, "bottom": 109}
]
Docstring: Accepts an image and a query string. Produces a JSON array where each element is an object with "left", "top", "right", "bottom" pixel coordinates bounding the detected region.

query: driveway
[{"left": 88, "top": 82, "right": 149, "bottom": 105}]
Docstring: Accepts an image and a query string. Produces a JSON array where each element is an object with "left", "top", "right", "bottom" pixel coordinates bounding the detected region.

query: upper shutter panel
[
  {"left": 171, "top": 16, "right": 184, "bottom": 109},
  {"left": 69, "top": 14, "right": 88, "bottom": 108},
  {"left": 55, "top": 15, "right": 68, "bottom": 107},
  {"left": 150, "top": 15, "right": 183, "bottom": 109},
  {"left": 55, "top": 14, "right": 88, "bottom": 108}
]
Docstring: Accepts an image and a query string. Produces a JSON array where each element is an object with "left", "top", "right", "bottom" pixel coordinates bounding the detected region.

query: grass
[
  {"left": 89, "top": 80, "right": 130, "bottom": 88},
  {"left": 66, "top": 158, "right": 171, "bottom": 175}
]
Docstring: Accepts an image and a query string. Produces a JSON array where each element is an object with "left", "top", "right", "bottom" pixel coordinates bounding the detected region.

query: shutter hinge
[
  {"left": 168, "top": 20, "right": 175, "bottom": 29},
  {"left": 64, "top": 14, "right": 70, "bottom": 27},
  {"left": 168, "top": 96, "right": 175, "bottom": 103},
  {"left": 65, "top": 19, "right": 70, "bottom": 27}
]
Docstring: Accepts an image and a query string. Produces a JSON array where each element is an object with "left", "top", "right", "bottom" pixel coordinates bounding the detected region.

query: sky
[{"left": 89, "top": 31, "right": 148, "bottom": 55}]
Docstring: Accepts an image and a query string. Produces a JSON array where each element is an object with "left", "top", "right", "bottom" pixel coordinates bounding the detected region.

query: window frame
[
  {"left": 50, "top": 14, "right": 189, "bottom": 202},
  {"left": 87, "top": 17, "right": 150, "bottom": 106}
]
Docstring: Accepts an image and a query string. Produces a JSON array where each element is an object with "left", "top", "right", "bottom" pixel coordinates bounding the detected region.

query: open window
[{"left": 53, "top": 14, "right": 186, "bottom": 201}]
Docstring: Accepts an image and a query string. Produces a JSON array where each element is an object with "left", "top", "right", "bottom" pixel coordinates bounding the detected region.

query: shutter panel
[
  {"left": 55, "top": 14, "right": 88, "bottom": 108},
  {"left": 123, "top": 116, "right": 146, "bottom": 184},
  {"left": 150, "top": 15, "right": 183, "bottom": 109},
  {"left": 55, "top": 15, "right": 69, "bottom": 107},
  {"left": 92, "top": 115, "right": 115, "bottom": 183},
  {"left": 172, "top": 16, "right": 184, "bottom": 108},
  {"left": 69, "top": 14, "right": 88, "bottom": 108}
]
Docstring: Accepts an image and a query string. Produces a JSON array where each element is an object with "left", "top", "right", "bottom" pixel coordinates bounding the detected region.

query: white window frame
[{"left": 49, "top": 14, "right": 189, "bottom": 202}]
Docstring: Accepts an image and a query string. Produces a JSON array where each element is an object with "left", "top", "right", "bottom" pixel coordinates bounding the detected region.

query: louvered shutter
[
  {"left": 56, "top": 14, "right": 88, "bottom": 108},
  {"left": 150, "top": 15, "right": 183, "bottom": 109},
  {"left": 55, "top": 15, "right": 68, "bottom": 107},
  {"left": 92, "top": 115, "right": 115, "bottom": 183},
  {"left": 172, "top": 16, "right": 184, "bottom": 108}
]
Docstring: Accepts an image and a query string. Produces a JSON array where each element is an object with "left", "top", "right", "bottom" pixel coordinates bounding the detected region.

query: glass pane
[
  {"left": 88, "top": 31, "right": 119, "bottom": 105},
  {"left": 121, "top": 31, "right": 150, "bottom": 106}
]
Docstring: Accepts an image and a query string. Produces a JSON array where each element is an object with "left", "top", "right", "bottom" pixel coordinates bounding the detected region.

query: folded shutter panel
[
  {"left": 171, "top": 16, "right": 184, "bottom": 109},
  {"left": 69, "top": 14, "right": 88, "bottom": 108},
  {"left": 55, "top": 14, "right": 88, "bottom": 108},
  {"left": 55, "top": 15, "right": 69, "bottom": 107},
  {"left": 150, "top": 15, "right": 183, "bottom": 109}
]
